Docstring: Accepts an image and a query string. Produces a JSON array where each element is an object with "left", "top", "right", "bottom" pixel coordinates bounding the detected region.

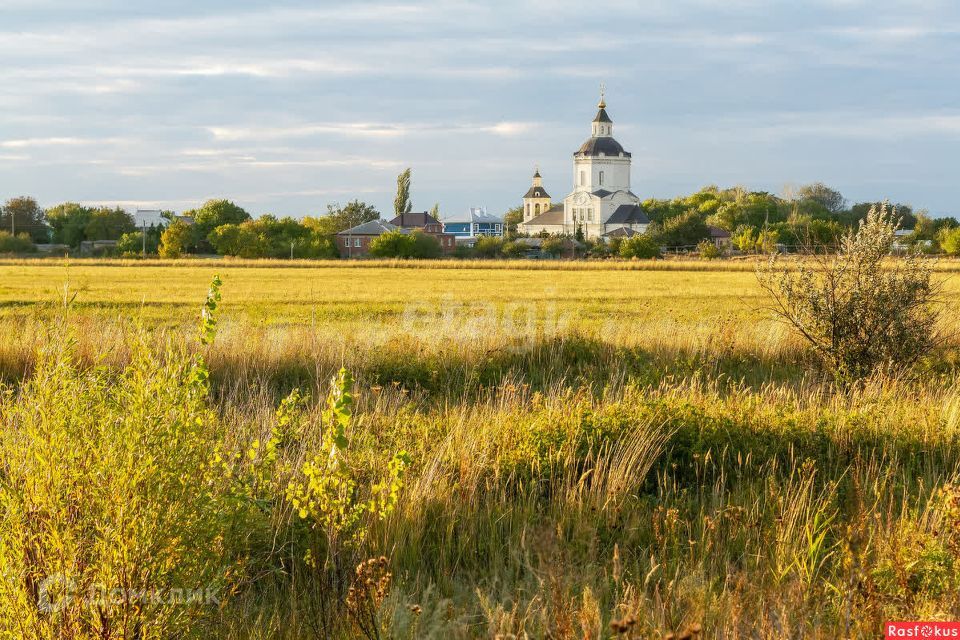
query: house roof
[
  {"left": 522, "top": 206, "right": 565, "bottom": 226},
  {"left": 602, "top": 227, "right": 640, "bottom": 238},
  {"left": 575, "top": 136, "right": 629, "bottom": 157},
  {"left": 523, "top": 186, "right": 551, "bottom": 199},
  {"left": 708, "top": 225, "right": 731, "bottom": 238},
  {"left": 337, "top": 219, "right": 403, "bottom": 236},
  {"left": 606, "top": 204, "right": 650, "bottom": 224},
  {"left": 442, "top": 209, "right": 503, "bottom": 224},
  {"left": 389, "top": 211, "right": 441, "bottom": 228},
  {"left": 133, "top": 209, "right": 165, "bottom": 227}
]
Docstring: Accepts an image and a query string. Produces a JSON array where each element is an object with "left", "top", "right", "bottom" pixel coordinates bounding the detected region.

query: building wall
[
  {"left": 337, "top": 234, "right": 376, "bottom": 258},
  {"left": 572, "top": 156, "right": 631, "bottom": 193}
]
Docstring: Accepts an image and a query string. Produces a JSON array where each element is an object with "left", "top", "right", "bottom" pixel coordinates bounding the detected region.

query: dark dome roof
[{"left": 575, "top": 136, "right": 629, "bottom": 157}]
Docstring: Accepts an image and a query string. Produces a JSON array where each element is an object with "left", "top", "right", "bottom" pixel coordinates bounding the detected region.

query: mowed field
[{"left": 3, "top": 258, "right": 960, "bottom": 639}]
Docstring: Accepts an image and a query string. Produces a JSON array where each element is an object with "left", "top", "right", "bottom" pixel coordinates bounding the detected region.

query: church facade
[{"left": 518, "top": 94, "right": 650, "bottom": 240}]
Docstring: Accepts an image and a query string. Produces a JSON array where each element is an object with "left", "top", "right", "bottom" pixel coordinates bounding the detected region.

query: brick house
[
  {"left": 388, "top": 211, "right": 457, "bottom": 254},
  {"left": 336, "top": 216, "right": 456, "bottom": 258},
  {"left": 336, "top": 220, "right": 404, "bottom": 258}
]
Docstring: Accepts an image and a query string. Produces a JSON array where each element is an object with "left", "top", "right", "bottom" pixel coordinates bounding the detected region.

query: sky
[{"left": 0, "top": 0, "right": 958, "bottom": 219}]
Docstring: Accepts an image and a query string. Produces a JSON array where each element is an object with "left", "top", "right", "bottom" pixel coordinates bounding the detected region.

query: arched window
[
  {"left": 525, "top": 203, "right": 529, "bottom": 217},
  {"left": 599, "top": 171, "right": 604, "bottom": 186},
  {"left": 535, "top": 203, "right": 541, "bottom": 215},
  {"left": 579, "top": 171, "right": 585, "bottom": 186}
]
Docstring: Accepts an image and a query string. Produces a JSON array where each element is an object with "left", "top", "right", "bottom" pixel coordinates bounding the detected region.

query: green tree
[
  {"left": 84, "top": 206, "right": 135, "bottom": 241},
  {"left": 939, "top": 227, "right": 960, "bottom": 256},
  {"left": 540, "top": 237, "right": 565, "bottom": 258},
  {"left": 503, "top": 205, "right": 524, "bottom": 238},
  {"left": 187, "top": 200, "right": 251, "bottom": 253},
  {"left": 0, "top": 231, "right": 36, "bottom": 253},
  {"left": 650, "top": 209, "right": 709, "bottom": 247},
  {"left": 501, "top": 240, "right": 527, "bottom": 258},
  {"left": 315, "top": 201, "right": 380, "bottom": 235},
  {"left": 796, "top": 183, "right": 846, "bottom": 213},
  {"left": 116, "top": 231, "right": 160, "bottom": 257},
  {"left": 368, "top": 230, "right": 410, "bottom": 258},
  {"left": 0, "top": 196, "right": 47, "bottom": 242},
  {"left": 394, "top": 168, "right": 412, "bottom": 217},
  {"left": 46, "top": 202, "right": 93, "bottom": 247},
  {"left": 159, "top": 220, "right": 192, "bottom": 258},
  {"left": 619, "top": 234, "right": 660, "bottom": 259},
  {"left": 731, "top": 225, "right": 757, "bottom": 253},
  {"left": 473, "top": 236, "right": 504, "bottom": 258}
]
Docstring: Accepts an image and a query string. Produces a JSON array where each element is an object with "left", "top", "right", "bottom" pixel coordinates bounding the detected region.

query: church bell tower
[{"left": 522, "top": 167, "right": 552, "bottom": 221}]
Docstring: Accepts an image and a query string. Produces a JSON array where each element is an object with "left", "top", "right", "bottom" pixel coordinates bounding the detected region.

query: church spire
[{"left": 591, "top": 86, "right": 612, "bottom": 137}]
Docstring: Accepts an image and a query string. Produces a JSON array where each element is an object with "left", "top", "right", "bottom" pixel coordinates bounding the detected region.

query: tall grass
[{"left": 1, "top": 265, "right": 959, "bottom": 638}]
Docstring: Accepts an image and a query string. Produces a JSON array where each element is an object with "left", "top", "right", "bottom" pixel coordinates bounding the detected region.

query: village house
[
  {"left": 441, "top": 207, "right": 504, "bottom": 239},
  {"left": 389, "top": 211, "right": 457, "bottom": 253}
]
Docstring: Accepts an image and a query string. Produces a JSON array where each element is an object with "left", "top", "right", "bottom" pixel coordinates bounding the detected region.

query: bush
[
  {"left": 758, "top": 204, "right": 942, "bottom": 382},
  {"left": 697, "top": 239, "right": 723, "bottom": 259},
  {"left": 501, "top": 240, "right": 528, "bottom": 258},
  {"left": 473, "top": 236, "right": 504, "bottom": 258},
  {"left": 369, "top": 230, "right": 441, "bottom": 259},
  {"left": 939, "top": 227, "right": 960, "bottom": 256},
  {"left": 618, "top": 234, "right": 660, "bottom": 259},
  {"left": 159, "top": 220, "right": 192, "bottom": 258},
  {"left": 0, "top": 231, "right": 36, "bottom": 253},
  {"left": 0, "top": 279, "right": 238, "bottom": 637},
  {"left": 540, "top": 237, "right": 566, "bottom": 258}
]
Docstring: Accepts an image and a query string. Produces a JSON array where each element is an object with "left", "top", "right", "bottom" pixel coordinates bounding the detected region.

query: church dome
[{"left": 575, "top": 136, "right": 630, "bottom": 158}]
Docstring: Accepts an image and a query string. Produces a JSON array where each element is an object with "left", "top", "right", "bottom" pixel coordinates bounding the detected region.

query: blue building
[{"left": 441, "top": 207, "right": 504, "bottom": 238}]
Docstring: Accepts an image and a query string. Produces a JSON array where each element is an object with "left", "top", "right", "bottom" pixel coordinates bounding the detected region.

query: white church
[{"left": 517, "top": 92, "right": 650, "bottom": 240}]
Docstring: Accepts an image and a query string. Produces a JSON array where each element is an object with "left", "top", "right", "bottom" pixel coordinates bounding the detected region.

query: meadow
[{"left": 2, "top": 258, "right": 960, "bottom": 639}]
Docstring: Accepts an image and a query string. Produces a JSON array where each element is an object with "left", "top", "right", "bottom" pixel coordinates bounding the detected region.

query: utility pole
[{"left": 142, "top": 222, "right": 147, "bottom": 257}]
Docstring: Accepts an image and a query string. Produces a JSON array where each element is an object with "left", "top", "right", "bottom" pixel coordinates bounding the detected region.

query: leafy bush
[
  {"left": 939, "top": 227, "right": 960, "bottom": 256},
  {"left": 541, "top": 237, "right": 566, "bottom": 258},
  {"left": 618, "top": 234, "right": 660, "bottom": 259},
  {"left": 473, "top": 236, "right": 504, "bottom": 258},
  {"left": 369, "top": 230, "right": 441, "bottom": 259},
  {"left": 0, "top": 231, "right": 36, "bottom": 253},
  {"left": 159, "top": 220, "right": 192, "bottom": 258},
  {"left": 758, "top": 204, "right": 942, "bottom": 381},
  {"left": 0, "top": 277, "right": 237, "bottom": 637},
  {"left": 697, "top": 239, "right": 723, "bottom": 259},
  {"left": 501, "top": 240, "right": 528, "bottom": 258}
]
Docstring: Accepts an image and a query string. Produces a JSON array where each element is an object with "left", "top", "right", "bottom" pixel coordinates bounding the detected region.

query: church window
[
  {"left": 599, "top": 171, "right": 604, "bottom": 186},
  {"left": 535, "top": 203, "right": 540, "bottom": 215},
  {"left": 579, "top": 171, "right": 585, "bottom": 186},
  {"left": 588, "top": 209, "right": 593, "bottom": 222},
  {"left": 525, "top": 204, "right": 529, "bottom": 217}
]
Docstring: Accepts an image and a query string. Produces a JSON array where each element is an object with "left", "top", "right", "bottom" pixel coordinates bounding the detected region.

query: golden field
[{"left": 2, "top": 258, "right": 960, "bottom": 639}]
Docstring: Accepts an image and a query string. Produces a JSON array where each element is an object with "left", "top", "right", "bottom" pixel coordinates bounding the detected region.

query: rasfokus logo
[{"left": 887, "top": 622, "right": 960, "bottom": 638}]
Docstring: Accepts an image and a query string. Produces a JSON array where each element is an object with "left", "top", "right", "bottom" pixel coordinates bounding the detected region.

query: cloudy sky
[{"left": 1, "top": 0, "right": 958, "bottom": 218}]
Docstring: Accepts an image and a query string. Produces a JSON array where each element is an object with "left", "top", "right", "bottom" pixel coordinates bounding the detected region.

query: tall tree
[
  {"left": 1, "top": 196, "right": 47, "bottom": 242},
  {"left": 797, "top": 183, "right": 846, "bottom": 214},
  {"left": 429, "top": 202, "right": 440, "bottom": 219},
  {"left": 394, "top": 168, "right": 412, "bottom": 217},
  {"left": 84, "top": 207, "right": 135, "bottom": 241},
  {"left": 46, "top": 202, "right": 93, "bottom": 247},
  {"left": 187, "top": 199, "right": 251, "bottom": 253}
]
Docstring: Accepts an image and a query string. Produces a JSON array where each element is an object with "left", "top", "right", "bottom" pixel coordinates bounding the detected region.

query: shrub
[
  {"left": 939, "top": 227, "right": 960, "bottom": 256},
  {"left": 540, "top": 237, "right": 566, "bottom": 258},
  {"left": 501, "top": 240, "right": 527, "bottom": 258},
  {"left": 369, "top": 230, "right": 441, "bottom": 259},
  {"left": 0, "top": 277, "right": 237, "bottom": 637},
  {"left": 697, "top": 239, "right": 723, "bottom": 259},
  {"left": 618, "top": 234, "right": 660, "bottom": 259},
  {"left": 473, "top": 236, "right": 504, "bottom": 258},
  {"left": 758, "top": 204, "right": 942, "bottom": 382},
  {"left": 159, "top": 220, "right": 192, "bottom": 258},
  {"left": 0, "top": 231, "right": 36, "bottom": 253}
]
